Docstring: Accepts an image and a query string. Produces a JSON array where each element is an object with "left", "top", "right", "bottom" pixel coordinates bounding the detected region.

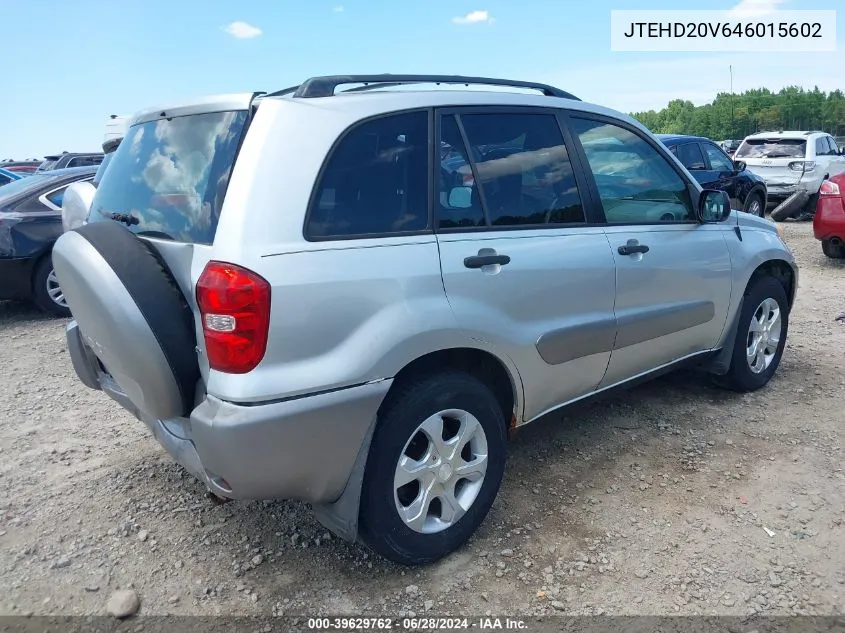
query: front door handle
[
  {"left": 464, "top": 248, "right": 511, "bottom": 269},
  {"left": 618, "top": 239, "right": 650, "bottom": 256}
]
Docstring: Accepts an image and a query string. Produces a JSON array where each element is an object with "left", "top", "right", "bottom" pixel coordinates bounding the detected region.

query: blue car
[
  {"left": 0, "top": 167, "right": 26, "bottom": 187},
  {"left": 657, "top": 134, "right": 768, "bottom": 217}
]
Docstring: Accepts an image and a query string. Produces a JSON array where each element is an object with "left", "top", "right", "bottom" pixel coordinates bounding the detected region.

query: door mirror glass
[
  {"left": 734, "top": 160, "right": 747, "bottom": 172},
  {"left": 448, "top": 186, "right": 473, "bottom": 209},
  {"left": 698, "top": 189, "right": 732, "bottom": 223}
]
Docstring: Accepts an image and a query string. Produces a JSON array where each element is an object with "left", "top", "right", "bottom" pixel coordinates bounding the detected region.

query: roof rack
[{"left": 269, "top": 74, "right": 580, "bottom": 101}]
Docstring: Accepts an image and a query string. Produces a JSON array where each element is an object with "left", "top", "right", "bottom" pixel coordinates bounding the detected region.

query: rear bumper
[
  {"left": 66, "top": 320, "right": 390, "bottom": 504},
  {"left": 766, "top": 176, "right": 822, "bottom": 201},
  {"left": 813, "top": 197, "right": 845, "bottom": 241}
]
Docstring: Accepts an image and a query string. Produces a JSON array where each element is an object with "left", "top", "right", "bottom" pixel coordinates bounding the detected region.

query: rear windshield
[
  {"left": 735, "top": 138, "right": 806, "bottom": 159},
  {"left": 37, "top": 159, "right": 58, "bottom": 172},
  {"left": 86, "top": 110, "right": 248, "bottom": 244}
]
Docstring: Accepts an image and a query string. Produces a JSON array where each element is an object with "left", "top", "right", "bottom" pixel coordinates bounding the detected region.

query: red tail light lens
[
  {"left": 196, "top": 261, "right": 271, "bottom": 374},
  {"left": 820, "top": 180, "right": 841, "bottom": 196}
]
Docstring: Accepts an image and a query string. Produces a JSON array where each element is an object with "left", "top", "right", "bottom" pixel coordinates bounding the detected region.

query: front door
[
  {"left": 568, "top": 115, "right": 734, "bottom": 388},
  {"left": 435, "top": 108, "right": 617, "bottom": 422}
]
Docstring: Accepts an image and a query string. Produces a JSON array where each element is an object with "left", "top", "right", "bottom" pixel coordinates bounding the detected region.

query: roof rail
[
  {"left": 284, "top": 74, "right": 580, "bottom": 100},
  {"left": 806, "top": 130, "right": 825, "bottom": 135}
]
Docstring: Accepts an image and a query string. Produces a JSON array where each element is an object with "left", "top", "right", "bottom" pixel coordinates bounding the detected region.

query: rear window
[
  {"left": 87, "top": 110, "right": 248, "bottom": 244},
  {"left": 735, "top": 138, "right": 806, "bottom": 159}
]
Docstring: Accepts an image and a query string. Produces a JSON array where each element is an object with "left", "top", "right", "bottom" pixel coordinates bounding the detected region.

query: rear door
[
  {"left": 566, "top": 114, "right": 733, "bottom": 388},
  {"left": 435, "top": 107, "right": 617, "bottom": 421}
]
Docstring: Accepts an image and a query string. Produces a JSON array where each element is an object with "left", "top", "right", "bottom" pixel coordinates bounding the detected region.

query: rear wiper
[{"left": 110, "top": 212, "right": 139, "bottom": 226}]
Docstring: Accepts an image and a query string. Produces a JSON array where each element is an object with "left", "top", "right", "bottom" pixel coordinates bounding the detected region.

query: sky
[{"left": 1, "top": 0, "right": 842, "bottom": 159}]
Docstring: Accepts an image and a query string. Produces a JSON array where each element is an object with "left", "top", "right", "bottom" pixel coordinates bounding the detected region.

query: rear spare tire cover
[{"left": 52, "top": 221, "right": 200, "bottom": 420}]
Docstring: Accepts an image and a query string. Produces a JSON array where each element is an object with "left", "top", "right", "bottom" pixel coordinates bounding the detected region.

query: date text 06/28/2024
[{"left": 610, "top": 9, "right": 836, "bottom": 52}]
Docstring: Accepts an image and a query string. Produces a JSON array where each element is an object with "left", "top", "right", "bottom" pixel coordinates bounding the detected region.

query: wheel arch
[
  {"left": 386, "top": 347, "right": 522, "bottom": 430},
  {"left": 746, "top": 258, "right": 796, "bottom": 312},
  {"left": 29, "top": 242, "right": 58, "bottom": 293}
]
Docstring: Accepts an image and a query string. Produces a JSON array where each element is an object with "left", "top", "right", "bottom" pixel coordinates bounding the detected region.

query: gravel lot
[{"left": 0, "top": 222, "right": 843, "bottom": 619}]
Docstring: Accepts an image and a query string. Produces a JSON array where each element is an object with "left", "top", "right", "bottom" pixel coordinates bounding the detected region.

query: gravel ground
[{"left": 0, "top": 222, "right": 843, "bottom": 619}]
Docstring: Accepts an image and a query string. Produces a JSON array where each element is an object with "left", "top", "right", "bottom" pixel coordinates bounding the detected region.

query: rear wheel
[
  {"left": 821, "top": 239, "right": 845, "bottom": 259},
  {"left": 743, "top": 192, "right": 765, "bottom": 217},
  {"left": 359, "top": 371, "right": 507, "bottom": 565},
  {"left": 715, "top": 276, "right": 789, "bottom": 393},
  {"left": 32, "top": 255, "right": 70, "bottom": 318}
]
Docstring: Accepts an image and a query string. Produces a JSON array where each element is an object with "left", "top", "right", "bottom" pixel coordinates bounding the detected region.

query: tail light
[
  {"left": 196, "top": 261, "right": 271, "bottom": 374},
  {"left": 820, "top": 180, "right": 841, "bottom": 196},
  {"left": 788, "top": 161, "right": 815, "bottom": 172}
]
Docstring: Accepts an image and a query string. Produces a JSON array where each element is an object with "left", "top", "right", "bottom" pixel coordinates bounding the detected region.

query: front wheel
[
  {"left": 743, "top": 192, "right": 765, "bottom": 217},
  {"left": 716, "top": 276, "right": 789, "bottom": 393},
  {"left": 359, "top": 371, "right": 507, "bottom": 565},
  {"left": 32, "top": 255, "right": 71, "bottom": 318}
]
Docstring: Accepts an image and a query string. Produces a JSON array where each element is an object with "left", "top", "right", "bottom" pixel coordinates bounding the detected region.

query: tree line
[{"left": 631, "top": 86, "right": 845, "bottom": 140}]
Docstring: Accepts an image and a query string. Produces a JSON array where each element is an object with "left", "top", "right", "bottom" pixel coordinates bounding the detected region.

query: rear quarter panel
[{"left": 200, "top": 98, "right": 523, "bottom": 412}]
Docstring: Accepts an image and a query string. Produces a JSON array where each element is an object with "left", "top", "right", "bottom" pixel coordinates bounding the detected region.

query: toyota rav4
[{"left": 53, "top": 74, "right": 798, "bottom": 565}]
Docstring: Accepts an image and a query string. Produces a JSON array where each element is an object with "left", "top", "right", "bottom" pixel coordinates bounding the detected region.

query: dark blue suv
[{"left": 658, "top": 134, "right": 768, "bottom": 217}]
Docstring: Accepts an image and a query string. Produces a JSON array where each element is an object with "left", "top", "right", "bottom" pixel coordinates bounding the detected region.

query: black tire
[
  {"left": 770, "top": 191, "right": 809, "bottom": 222},
  {"left": 52, "top": 221, "right": 199, "bottom": 419},
  {"left": 31, "top": 255, "right": 71, "bottom": 318},
  {"left": 821, "top": 239, "right": 845, "bottom": 259},
  {"left": 716, "top": 276, "right": 789, "bottom": 393},
  {"left": 359, "top": 371, "right": 507, "bottom": 565},
  {"left": 743, "top": 191, "right": 765, "bottom": 217}
]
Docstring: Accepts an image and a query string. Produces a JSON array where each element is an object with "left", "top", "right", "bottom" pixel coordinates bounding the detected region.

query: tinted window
[
  {"left": 443, "top": 112, "right": 585, "bottom": 227},
  {"left": 571, "top": 118, "right": 694, "bottom": 224},
  {"left": 828, "top": 137, "right": 840, "bottom": 154},
  {"left": 703, "top": 143, "right": 734, "bottom": 171},
  {"left": 0, "top": 173, "right": 13, "bottom": 186},
  {"left": 675, "top": 143, "right": 707, "bottom": 170},
  {"left": 45, "top": 185, "right": 69, "bottom": 207},
  {"left": 307, "top": 111, "right": 429, "bottom": 238},
  {"left": 815, "top": 137, "right": 829, "bottom": 156},
  {"left": 87, "top": 110, "right": 248, "bottom": 245},
  {"left": 735, "top": 138, "right": 806, "bottom": 159}
]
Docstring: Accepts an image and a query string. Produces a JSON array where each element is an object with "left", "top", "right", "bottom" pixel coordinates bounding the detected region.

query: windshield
[
  {"left": 87, "top": 110, "right": 249, "bottom": 244},
  {"left": 735, "top": 138, "right": 807, "bottom": 159}
]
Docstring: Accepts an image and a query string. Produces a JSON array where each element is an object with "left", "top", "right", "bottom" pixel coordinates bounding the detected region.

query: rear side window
[
  {"left": 674, "top": 143, "right": 707, "bottom": 170},
  {"left": 45, "top": 185, "right": 69, "bottom": 207},
  {"left": 87, "top": 110, "right": 248, "bottom": 244},
  {"left": 438, "top": 112, "right": 585, "bottom": 228},
  {"left": 735, "top": 138, "right": 806, "bottom": 159},
  {"left": 307, "top": 111, "right": 429, "bottom": 238}
]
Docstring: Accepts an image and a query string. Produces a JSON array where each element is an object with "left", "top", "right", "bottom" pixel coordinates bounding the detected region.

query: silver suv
[{"left": 53, "top": 74, "right": 798, "bottom": 565}]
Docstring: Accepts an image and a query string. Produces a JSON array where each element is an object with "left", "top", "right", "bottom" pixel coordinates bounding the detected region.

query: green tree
[{"left": 632, "top": 86, "right": 845, "bottom": 139}]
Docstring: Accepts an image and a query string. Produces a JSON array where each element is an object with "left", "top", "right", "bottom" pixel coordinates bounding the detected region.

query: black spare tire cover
[{"left": 52, "top": 221, "right": 200, "bottom": 420}]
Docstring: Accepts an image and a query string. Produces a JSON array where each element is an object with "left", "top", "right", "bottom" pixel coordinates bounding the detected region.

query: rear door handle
[
  {"left": 618, "top": 239, "right": 650, "bottom": 256},
  {"left": 464, "top": 248, "right": 511, "bottom": 269}
]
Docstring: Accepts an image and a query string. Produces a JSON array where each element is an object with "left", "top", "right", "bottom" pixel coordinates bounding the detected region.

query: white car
[{"left": 733, "top": 131, "right": 845, "bottom": 208}]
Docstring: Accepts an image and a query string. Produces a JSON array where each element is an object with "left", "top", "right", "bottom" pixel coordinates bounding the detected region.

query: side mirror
[
  {"left": 839, "top": 147, "right": 845, "bottom": 155},
  {"left": 697, "top": 189, "right": 732, "bottom": 223},
  {"left": 448, "top": 186, "right": 473, "bottom": 209},
  {"left": 734, "top": 160, "right": 747, "bottom": 172}
]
